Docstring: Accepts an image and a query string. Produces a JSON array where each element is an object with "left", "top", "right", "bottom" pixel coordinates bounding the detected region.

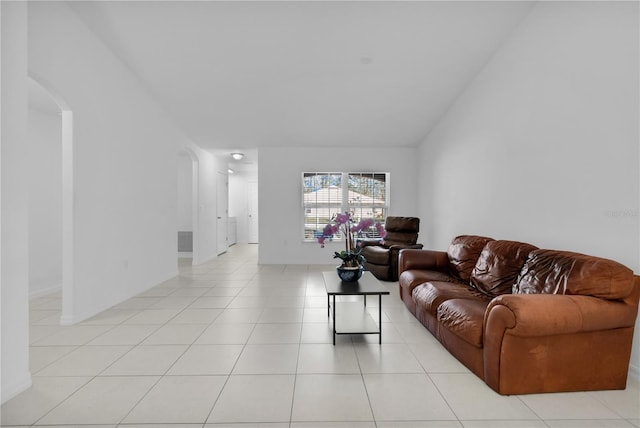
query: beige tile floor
[{"left": 2, "top": 244, "right": 639, "bottom": 427}]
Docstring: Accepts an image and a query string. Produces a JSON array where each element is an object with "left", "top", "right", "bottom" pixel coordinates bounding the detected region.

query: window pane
[
  {"left": 348, "top": 173, "right": 387, "bottom": 237},
  {"left": 303, "top": 173, "right": 343, "bottom": 240},
  {"left": 348, "top": 173, "right": 386, "bottom": 207}
]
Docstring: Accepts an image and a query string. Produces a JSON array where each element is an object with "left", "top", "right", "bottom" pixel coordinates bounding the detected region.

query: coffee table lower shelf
[{"left": 332, "top": 301, "right": 381, "bottom": 336}]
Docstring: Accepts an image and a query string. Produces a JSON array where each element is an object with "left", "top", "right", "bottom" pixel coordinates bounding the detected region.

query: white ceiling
[{"left": 66, "top": 1, "right": 534, "bottom": 155}]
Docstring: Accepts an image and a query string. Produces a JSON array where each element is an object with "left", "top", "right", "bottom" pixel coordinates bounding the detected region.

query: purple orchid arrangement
[{"left": 317, "top": 212, "right": 385, "bottom": 267}]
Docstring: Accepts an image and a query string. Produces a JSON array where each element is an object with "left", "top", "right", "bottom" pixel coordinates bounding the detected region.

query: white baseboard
[
  {"left": 1, "top": 372, "right": 32, "bottom": 405},
  {"left": 29, "top": 284, "right": 62, "bottom": 300},
  {"left": 59, "top": 314, "right": 79, "bottom": 326},
  {"left": 58, "top": 269, "right": 180, "bottom": 326},
  {"left": 178, "top": 252, "right": 193, "bottom": 258}
]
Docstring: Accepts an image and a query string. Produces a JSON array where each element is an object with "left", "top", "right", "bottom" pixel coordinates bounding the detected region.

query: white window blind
[{"left": 303, "top": 172, "right": 389, "bottom": 241}]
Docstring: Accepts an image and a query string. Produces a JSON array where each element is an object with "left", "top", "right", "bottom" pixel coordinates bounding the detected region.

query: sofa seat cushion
[
  {"left": 438, "top": 298, "right": 488, "bottom": 347},
  {"left": 363, "top": 245, "right": 391, "bottom": 264},
  {"left": 470, "top": 240, "right": 538, "bottom": 297},
  {"left": 447, "top": 235, "right": 494, "bottom": 282},
  {"left": 514, "top": 249, "right": 634, "bottom": 299},
  {"left": 412, "top": 281, "right": 490, "bottom": 317},
  {"left": 399, "top": 270, "right": 461, "bottom": 314},
  {"left": 400, "top": 270, "right": 460, "bottom": 292}
]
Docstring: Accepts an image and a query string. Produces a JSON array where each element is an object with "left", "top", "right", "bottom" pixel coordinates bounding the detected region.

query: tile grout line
[{"left": 201, "top": 272, "right": 258, "bottom": 425}]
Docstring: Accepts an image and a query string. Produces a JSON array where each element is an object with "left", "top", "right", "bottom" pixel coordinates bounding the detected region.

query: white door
[
  {"left": 216, "top": 172, "right": 228, "bottom": 255},
  {"left": 248, "top": 181, "right": 259, "bottom": 243}
]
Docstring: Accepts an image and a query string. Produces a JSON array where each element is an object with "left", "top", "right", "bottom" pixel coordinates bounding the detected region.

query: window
[{"left": 303, "top": 172, "right": 389, "bottom": 241}]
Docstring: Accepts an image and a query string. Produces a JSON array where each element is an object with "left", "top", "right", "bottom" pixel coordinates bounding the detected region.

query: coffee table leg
[
  {"left": 379, "top": 294, "right": 382, "bottom": 345},
  {"left": 327, "top": 294, "right": 330, "bottom": 317},
  {"left": 332, "top": 294, "right": 336, "bottom": 345}
]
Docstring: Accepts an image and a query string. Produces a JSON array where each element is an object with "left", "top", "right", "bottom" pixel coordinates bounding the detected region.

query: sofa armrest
[
  {"left": 358, "top": 238, "right": 383, "bottom": 248},
  {"left": 389, "top": 243, "right": 424, "bottom": 251},
  {"left": 398, "top": 249, "right": 449, "bottom": 277},
  {"left": 388, "top": 244, "right": 424, "bottom": 280},
  {"left": 485, "top": 294, "right": 638, "bottom": 337},
  {"left": 483, "top": 293, "right": 639, "bottom": 394},
  {"left": 389, "top": 244, "right": 424, "bottom": 262}
]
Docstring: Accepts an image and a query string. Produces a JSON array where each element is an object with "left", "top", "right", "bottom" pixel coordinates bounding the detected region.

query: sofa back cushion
[
  {"left": 447, "top": 235, "right": 494, "bottom": 282},
  {"left": 513, "top": 249, "right": 634, "bottom": 299},
  {"left": 470, "top": 240, "right": 538, "bottom": 297},
  {"left": 383, "top": 216, "right": 420, "bottom": 246}
]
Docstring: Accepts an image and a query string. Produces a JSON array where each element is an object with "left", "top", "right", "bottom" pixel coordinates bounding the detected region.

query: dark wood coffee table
[{"left": 323, "top": 271, "right": 390, "bottom": 345}]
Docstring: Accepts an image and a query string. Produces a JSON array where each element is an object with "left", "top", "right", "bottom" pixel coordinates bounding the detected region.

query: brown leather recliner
[{"left": 359, "top": 216, "right": 422, "bottom": 281}]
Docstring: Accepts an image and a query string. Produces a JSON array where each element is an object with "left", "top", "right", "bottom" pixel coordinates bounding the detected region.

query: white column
[{"left": 1, "top": 0, "right": 32, "bottom": 403}]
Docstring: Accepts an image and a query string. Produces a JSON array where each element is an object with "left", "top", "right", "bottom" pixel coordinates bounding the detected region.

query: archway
[{"left": 27, "top": 73, "right": 75, "bottom": 325}]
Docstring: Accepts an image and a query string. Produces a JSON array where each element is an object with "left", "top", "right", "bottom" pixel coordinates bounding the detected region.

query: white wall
[
  {"left": 177, "top": 152, "right": 193, "bottom": 232},
  {"left": 418, "top": 1, "right": 639, "bottom": 378},
  {"left": 28, "top": 2, "right": 183, "bottom": 324},
  {"left": 28, "top": 108, "right": 62, "bottom": 298},
  {"left": 259, "top": 146, "right": 419, "bottom": 264},
  {"left": 1, "top": 1, "right": 32, "bottom": 403}
]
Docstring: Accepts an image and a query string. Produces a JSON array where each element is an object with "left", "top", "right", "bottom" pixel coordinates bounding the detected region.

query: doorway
[
  {"left": 177, "top": 149, "right": 199, "bottom": 265},
  {"left": 216, "top": 171, "right": 229, "bottom": 255},
  {"left": 248, "top": 181, "right": 259, "bottom": 243}
]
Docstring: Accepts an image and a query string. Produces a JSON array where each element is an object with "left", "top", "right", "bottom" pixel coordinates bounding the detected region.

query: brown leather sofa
[
  {"left": 398, "top": 235, "right": 640, "bottom": 395},
  {"left": 359, "top": 216, "right": 422, "bottom": 281}
]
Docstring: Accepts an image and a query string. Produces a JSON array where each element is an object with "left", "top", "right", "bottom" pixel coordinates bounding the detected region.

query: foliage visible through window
[{"left": 303, "top": 172, "right": 388, "bottom": 241}]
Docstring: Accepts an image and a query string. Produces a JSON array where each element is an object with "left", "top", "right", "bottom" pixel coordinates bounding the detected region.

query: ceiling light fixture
[
  {"left": 228, "top": 168, "right": 234, "bottom": 174},
  {"left": 231, "top": 152, "right": 244, "bottom": 160}
]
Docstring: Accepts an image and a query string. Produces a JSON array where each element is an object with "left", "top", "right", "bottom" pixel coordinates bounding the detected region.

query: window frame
[{"left": 302, "top": 171, "right": 390, "bottom": 242}]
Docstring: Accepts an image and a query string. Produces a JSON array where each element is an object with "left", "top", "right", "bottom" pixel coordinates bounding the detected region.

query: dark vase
[{"left": 336, "top": 264, "right": 364, "bottom": 282}]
